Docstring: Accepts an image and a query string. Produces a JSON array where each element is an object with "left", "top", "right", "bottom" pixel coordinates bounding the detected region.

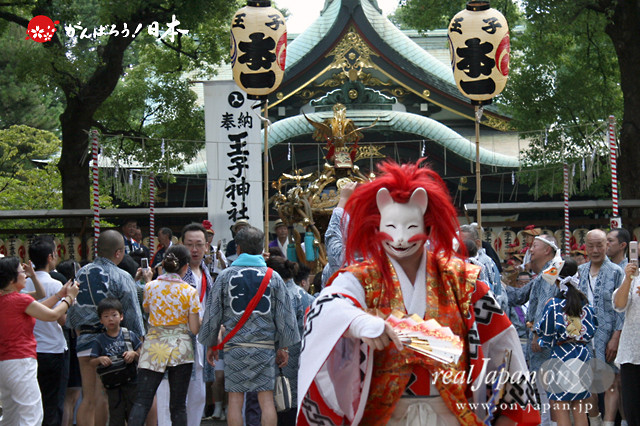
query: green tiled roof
[
  {"left": 178, "top": 110, "right": 517, "bottom": 175},
  {"left": 360, "top": 0, "right": 455, "bottom": 85},
  {"left": 264, "top": 111, "right": 519, "bottom": 167},
  {"left": 286, "top": 0, "right": 456, "bottom": 86},
  {"left": 286, "top": 0, "right": 342, "bottom": 69}
]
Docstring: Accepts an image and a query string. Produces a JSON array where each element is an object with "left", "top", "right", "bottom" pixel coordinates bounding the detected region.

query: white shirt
[
  {"left": 613, "top": 275, "right": 640, "bottom": 365},
  {"left": 277, "top": 238, "right": 288, "bottom": 259},
  {"left": 587, "top": 274, "right": 596, "bottom": 306},
  {"left": 25, "top": 271, "right": 67, "bottom": 353}
]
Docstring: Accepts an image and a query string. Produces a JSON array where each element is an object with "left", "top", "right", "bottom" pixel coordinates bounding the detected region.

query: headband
[{"left": 535, "top": 235, "right": 559, "bottom": 253}]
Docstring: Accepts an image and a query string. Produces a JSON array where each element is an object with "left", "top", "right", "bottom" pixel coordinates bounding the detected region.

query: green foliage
[
  {"left": 500, "top": 5, "right": 622, "bottom": 198},
  {"left": 0, "top": 125, "right": 119, "bottom": 229},
  {"left": 0, "top": 26, "right": 63, "bottom": 132},
  {"left": 0, "top": 125, "right": 61, "bottom": 192},
  {"left": 517, "top": 160, "right": 612, "bottom": 200},
  {"left": 0, "top": 0, "right": 240, "bottom": 208},
  {"left": 395, "top": 0, "right": 622, "bottom": 198},
  {"left": 0, "top": 163, "right": 62, "bottom": 230},
  {"left": 393, "top": 0, "right": 522, "bottom": 33},
  {"left": 95, "top": 64, "right": 204, "bottom": 176},
  {"left": 0, "top": 125, "right": 62, "bottom": 229}
]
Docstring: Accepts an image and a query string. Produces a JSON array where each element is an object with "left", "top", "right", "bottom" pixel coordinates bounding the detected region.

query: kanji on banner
[{"left": 203, "top": 81, "right": 262, "bottom": 246}]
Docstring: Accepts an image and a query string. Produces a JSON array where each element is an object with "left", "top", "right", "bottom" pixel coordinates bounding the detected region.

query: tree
[
  {"left": 394, "top": 0, "right": 640, "bottom": 203},
  {"left": 0, "top": 125, "right": 60, "bottom": 191},
  {"left": 500, "top": 5, "right": 622, "bottom": 201},
  {"left": 0, "top": 26, "right": 63, "bottom": 132},
  {"left": 0, "top": 125, "right": 62, "bottom": 229},
  {"left": 392, "top": 1, "right": 521, "bottom": 31},
  {"left": 0, "top": 0, "right": 238, "bottom": 221}
]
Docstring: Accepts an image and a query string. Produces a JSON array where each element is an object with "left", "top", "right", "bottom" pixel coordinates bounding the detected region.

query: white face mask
[{"left": 377, "top": 187, "right": 428, "bottom": 260}]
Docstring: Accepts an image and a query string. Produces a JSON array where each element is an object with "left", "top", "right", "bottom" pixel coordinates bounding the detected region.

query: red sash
[
  {"left": 199, "top": 270, "right": 207, "bottom": 303},
  {"left": 212, "top": 268, "right": 272, "bottom": 350}
]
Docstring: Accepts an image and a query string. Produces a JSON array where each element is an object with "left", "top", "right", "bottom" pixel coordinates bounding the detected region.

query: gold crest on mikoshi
[
  {"left": 304, "top": 104, "right": 378, "bottom": 169},
  {"left": 448, "top": 1, "right": 510, "bottom": 104},
  {"left": 230, "top": 0, "right": 287, "bottom": 100}
]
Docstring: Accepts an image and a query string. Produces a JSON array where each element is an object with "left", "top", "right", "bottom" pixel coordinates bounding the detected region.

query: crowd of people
[
  {"left": 0, "top": 217, "right": 314, "bottom": 426},
  {"left": 1, "top": 159, "right": 639, "bottom": 426}
]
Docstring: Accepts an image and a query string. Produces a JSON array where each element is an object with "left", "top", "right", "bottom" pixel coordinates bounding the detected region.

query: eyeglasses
[{"left": 185, "top": 243, "right": 206, "bottom": 249}]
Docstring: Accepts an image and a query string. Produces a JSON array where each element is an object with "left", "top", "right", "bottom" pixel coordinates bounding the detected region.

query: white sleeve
[
  {"left": 321, "top": 272, "right": 385, "bottom": 339},
  {"left": 322, "top": 271, "right": 366, "bottom": 305}
]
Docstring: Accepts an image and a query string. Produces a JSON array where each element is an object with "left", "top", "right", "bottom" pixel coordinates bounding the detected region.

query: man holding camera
[{"left": 67, "top": 230, "right": 145, "bottom": 426}]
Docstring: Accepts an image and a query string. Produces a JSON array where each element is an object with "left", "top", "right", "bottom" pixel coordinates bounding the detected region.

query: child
[
  {"left": 535, "top": 257, "right": 596, "bottom": 426},
  {"left": 91, "top": 297, "right": 142, "bottom": 425}
]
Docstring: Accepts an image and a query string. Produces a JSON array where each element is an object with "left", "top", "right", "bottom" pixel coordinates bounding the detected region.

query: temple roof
[
  {"left": 287, "top": 0, "right": 455, "bottom": 90},
  {"left": 269, "top": 0, "right": 505, "bottom": 122},
  {"left": 266, "top": 111, "right": 518, "bottom": 168}
]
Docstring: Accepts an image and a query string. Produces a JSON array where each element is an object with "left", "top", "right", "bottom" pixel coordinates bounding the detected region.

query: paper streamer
[
  {"left": 563, "top": 163, "right": 570, "bottom": 254},
  {"left": 149, "top": 173, "right": 155, "bottom": 255},
  {"left": 608, "top": 116, "right": 618, "bottom": 217},
  {"left": 91, "top": 130, "right": 100, "bottom": 257}
]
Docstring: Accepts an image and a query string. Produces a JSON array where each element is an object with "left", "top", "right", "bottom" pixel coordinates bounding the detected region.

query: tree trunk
[
  {"left": 55, "top": 35, "right": 134, "bottom": 228},
  {"left": 606, "top": 1, "right": 640, "bottom": 204},
  {"left": 58, "top": 100, "right": 93, "bottom": 230},
  {"left": 58, "top": 101, "right": 92, "bottom": 210}
]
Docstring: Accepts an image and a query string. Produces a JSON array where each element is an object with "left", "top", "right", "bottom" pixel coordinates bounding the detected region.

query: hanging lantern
[
  {"left": 230, "top": 0, "right": 287, "bottom": 100},
  {"left": 448, "top": 1, "right": 510, "bottom": 104}
]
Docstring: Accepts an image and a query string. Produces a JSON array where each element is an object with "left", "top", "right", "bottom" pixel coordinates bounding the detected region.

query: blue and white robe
[
  {"left": 535, "top": 297, "right": 597, "bottom": 401},
  {"left": 281, "top": 279, "right": 315, "bottom": 404},
  {"left": 577, "top": 258, "right": 624, "bottom": 367},
  {"left": 505, "top": 260, "right": 559, "bottom": 371},
  {"left": 199, "top": 254, "right": 300, "bottom": 392}
]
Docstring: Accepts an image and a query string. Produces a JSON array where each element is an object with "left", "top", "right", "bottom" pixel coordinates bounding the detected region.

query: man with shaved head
[
  {"left": 67, "top": 229, "right": 145, "bottom": 426},
  {"left": 504, "top": 233, "right": 561, "bottom": 426},
  {"left": 578, "top": 229, "right": 624, "bottom": 426}
]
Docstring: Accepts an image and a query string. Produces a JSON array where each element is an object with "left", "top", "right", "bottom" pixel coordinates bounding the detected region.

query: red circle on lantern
[
  {"left": 494, "top": 236, "right": 503, "bottom": 252},
  {"left": 496, "top": 33, "right": 510, "bottom": 77},
  {"left": 276, "top": 32, "right": 287, "bottom": 71},
  {"left": 26, "top": 15, "right": 59, "bottom": 43}
]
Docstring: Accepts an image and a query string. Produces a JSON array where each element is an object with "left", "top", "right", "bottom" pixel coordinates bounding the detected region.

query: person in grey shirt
[{"left": 67, "top": 230, "right": 145, "bottom": 426}]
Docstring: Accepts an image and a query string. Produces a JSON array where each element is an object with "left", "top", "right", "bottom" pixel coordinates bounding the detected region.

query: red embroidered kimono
[{"left": 297, "top": 252, "right": 540, "bottom": 425}]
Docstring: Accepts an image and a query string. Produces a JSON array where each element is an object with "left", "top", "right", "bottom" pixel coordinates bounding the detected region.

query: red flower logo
[{"left": 26, "top": 15, "right": 59, "bottom": 42}]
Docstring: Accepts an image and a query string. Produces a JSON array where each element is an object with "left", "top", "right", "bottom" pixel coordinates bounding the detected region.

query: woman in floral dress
[
  {"left": 535, "top": 257, "right": 597, "bottom": 426},
  {"left": 128, "top": 245, "right": 201, "bottom": 425}
]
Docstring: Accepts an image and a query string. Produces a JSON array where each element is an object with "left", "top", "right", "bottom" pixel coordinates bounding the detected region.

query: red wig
[{"left": 344, "top": 160, "right": 461, "bottom": 284}]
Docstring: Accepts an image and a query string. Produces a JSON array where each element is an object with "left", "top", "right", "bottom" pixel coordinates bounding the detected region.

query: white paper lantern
[
  {"left": 497, "top": 229, "right": 517, "bottom": 260},
  {"left": 230, "top": 0, "right": 287, "bottom": 100},
  {"left": 448, "top": 1, "right": 510, "bottom": 104}
]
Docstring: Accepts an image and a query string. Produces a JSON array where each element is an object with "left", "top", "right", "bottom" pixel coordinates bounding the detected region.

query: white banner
[{"left": 203, "top": 80, "right": 263, "bottom": 246}]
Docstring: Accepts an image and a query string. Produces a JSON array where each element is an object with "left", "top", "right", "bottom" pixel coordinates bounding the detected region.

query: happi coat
[
  {"left": 199, "top": 254, "right": 300, "bottom": 392},
  {"left": 577, "top": 258, "right": 624, "bottom": 366},
  {"left": 535, "top": 297, "right": 597, "bottom": 401}
]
